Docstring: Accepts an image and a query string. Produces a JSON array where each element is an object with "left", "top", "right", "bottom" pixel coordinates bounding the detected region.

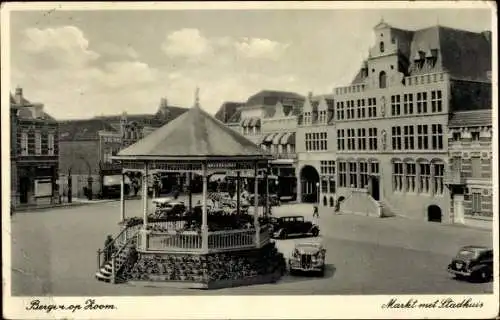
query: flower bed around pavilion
[{"left": 121, "top": 242, "right": 286, "bottom": 285}]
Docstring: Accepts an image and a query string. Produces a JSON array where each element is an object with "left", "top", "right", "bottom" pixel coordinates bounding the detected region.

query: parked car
[
  {"left": 289, "top": 242, "right": 326, "bottom": 276},
  {"left": 447, "top": 245, "right": 493, "bottom": 282},
  {"left": 270, "top": 215, "right": 320, "bottom": 239},
  {"left": 152, "top": 198, "right": 186, "bottom": 218}
]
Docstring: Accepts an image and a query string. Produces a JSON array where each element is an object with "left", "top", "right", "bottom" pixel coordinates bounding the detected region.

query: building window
[
  {"left": 319, "top": 110, "right": 327, "bottom": 123},
  {"left": 393, "top": 161, "right": 404, "bottom": 192},
  {"left": 368, "top": 128, "right": 378, "bottom": 150},
  {"left": 431, "top": 90, "right": 442, "bottom": 113},
  {"left": 337, "top": 102, "right": 345, "bottom": 120},
  {"left": 417, "top": 125, "right": 429, "bottom": 149},
  {"left": 379, "top": 71, "right": 387, "bottom": 89},
  {"left": 321, "top": 179, "right": 328, "bottom": 193},
  {"left": 419, "top": 163, "right": 431, "bottom": 193},
  {"left": 405, "top": 162, "right": 416, "bottom": 192},
  {"left": 47, "top": 133, "right": 55, "bottom": 156},
  {"left": 329, "top": 161, "right": 335, "bottom": 175},
  {"left": 339, "top": 162, "right": 347, "bottom": 187},
  {"left": 433, "top": 163, "right": 444, "bottom": 195},
  {"left": 391, "top": 126, "right": 402, "bottom": 150},
  {"left": 357, "top": 128, "right": 367, "bottom": 150},
  {"left": 380, "top": 41, "right": 385, "bottom": 53},
  {"left": 320, "top": 161, "right": 328, "bottom": 175},
  {"left": 431, "top": 124, "right": 443, "bottom": 150},
  {"left": 329, "top": 179, "right": 336, "bottom": 194},
  {"left": 403, "top": 93, "right": 413, "bottom": 115},
  {"left": 370, "top": 161, "right": 379, "bottom": 175},
  {"left": 391, "top": 95, "right": 401, "bottom": 116},
  {"left": 416, "top": 92, "right": 428, "bottom": 114},
  {"left": 320, "top": 132, "right": 328, "bottom": 150},
  {"left": 368, "top": 98, "right": 377, "bottom": 118},
  {"left": 303, "top": 112, "right": 312, "bottom": 124},
  {"left": 35, "top": 131, "right": 42, "bottom": 155},
  {"left": 347, "top": 129, "right": 356, "bottom": 150},
  {"left": 349, "top": 162, "right": 358, "bottom": 188},
  {"left": 403, "top": 125, "right": 415, "bottom": 150},
  {"left": 359, "top": 162, "right": 369, "bottom": 189},
  {"left": 471, "top": 131, "right": 480, "bottom": 141},
  {"left": 472, "top": 192, "right": 482, "bottom": 214},
  {"left": 337, "top": 129, "right": 345, "bottom": 150},
  {"left": 346, "top": 100, "right": 355, "bottom": 119},
  {"left": 471, "top": 157, "right": 481, "bottom": 178},
  {"left": 21, "top": 131, "right": 28, "bottom": 156},
  {"left": 356, "top": 99, "right": 366, "bottom": 118},
  {"left": 305, "top": 133, "right": 311, "bottom": 151}
]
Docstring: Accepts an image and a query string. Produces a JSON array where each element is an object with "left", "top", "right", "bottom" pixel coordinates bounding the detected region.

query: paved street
[{"left": 10, "top": 196, "right": 493, "bottom": 296}]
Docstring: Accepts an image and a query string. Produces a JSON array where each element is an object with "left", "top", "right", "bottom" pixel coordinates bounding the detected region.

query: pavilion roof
[{"left": 114, "top": 92, "right": 272, "bottom": 161}]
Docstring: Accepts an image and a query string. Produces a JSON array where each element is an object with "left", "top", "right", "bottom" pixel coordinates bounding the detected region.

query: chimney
[
  {"left": 482, "top": 31, "right": 491, "bottom": 42},
  {"left": 15, "top": 86, "right": 23, "bottom": 104},
  {"left": 33, "top": 103, "right": 44, "bottom": 119},
  {"left": 308, "top": 91, "right": 313, "bottom": 101}
]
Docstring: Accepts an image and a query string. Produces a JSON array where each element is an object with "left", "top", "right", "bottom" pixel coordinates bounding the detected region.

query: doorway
[
  {"left": 427, "top": 205, "right": 442, "bottom": 222},
  {"left": 19, "top": 176, "right": 30, "bottom": 204},
  {"left": 370, "top": 176, "right": 380, "bottom": 201}
]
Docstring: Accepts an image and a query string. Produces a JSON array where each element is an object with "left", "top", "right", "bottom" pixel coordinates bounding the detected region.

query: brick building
[
  {"left": 10, "top": 87, "right": 59, "bottom": 208},
  {"left": 295, "top": 21, "right": 492, "bottom": 227},
  {"left": 58, "top": 98, "right": 188, "bottom": 198},
  {"left": 216, "top": 90, "right": 305, "bottom": 198}
]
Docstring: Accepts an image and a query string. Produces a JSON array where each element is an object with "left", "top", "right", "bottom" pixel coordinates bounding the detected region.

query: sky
[{"left": 7, "top": 3, "right": 493, "bottom": 119}]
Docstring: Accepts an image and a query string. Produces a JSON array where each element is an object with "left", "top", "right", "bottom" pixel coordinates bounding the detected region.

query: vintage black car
[
  {"left": 289, "top": 242, "right": 326, "bottom": 276},
  {"left": 151, "top": 198, "right": 186, "bottom": 218},
  {"left": 270, "top": 215, "right": 320, "bottom": 239},
  {"left": 447, "top": 245, "right": 493, "bottom": 282}
]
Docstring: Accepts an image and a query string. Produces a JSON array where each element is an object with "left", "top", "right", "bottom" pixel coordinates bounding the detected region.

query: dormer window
[{"left": 380, "top": 41, "right": 385, "bottom": 53}]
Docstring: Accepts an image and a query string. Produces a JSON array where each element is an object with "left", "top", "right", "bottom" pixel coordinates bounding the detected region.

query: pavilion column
[
  {"left": 254, "top": 162, "right": 261, "bottom": 247},
  {"left": 202, "top": 163, "right": 209, "bottom": 253},
  {"left": 120, "top": 172, "right": 125, "bottom": 222},
  {"left": 188, "top": 172, "right": 193, "bottom": 212},
  {"left": 142, "top": 164, "right": 149, "bottom": 230},
  {"left": 236, "top": 171, "right": 241, "bottom": 215}
]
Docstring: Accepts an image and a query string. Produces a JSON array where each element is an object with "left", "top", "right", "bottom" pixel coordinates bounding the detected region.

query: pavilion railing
[
  {"left": 146, "top": 230, "right": 202, "bottom": 251},
  {"left": 208, "top": 229, "right": 256, "bottom": 251},
  {"left": 137, "top": 224, "right": 271, "bottom": 253},
  {"left": 148, "top": 220, "right": 187, "bottom": 231}
]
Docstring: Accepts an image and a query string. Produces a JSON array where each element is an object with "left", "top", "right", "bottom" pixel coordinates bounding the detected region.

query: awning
[
  {"left": 264, "top": 132, "right": 277, "bottom": 143},
  {"left": 272, "top": 132, "right": 285, "bottom": 144},
  {"left": 286, "top": 132, "right": 296, "bottom": 145},
  {"left": 279, "top": 132, "right": 292, "bottom": 145}
]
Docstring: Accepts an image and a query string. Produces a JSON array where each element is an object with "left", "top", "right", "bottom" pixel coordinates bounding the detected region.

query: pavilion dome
[{"left": 117, "top": 91, "right": 271, "bottom": 160}]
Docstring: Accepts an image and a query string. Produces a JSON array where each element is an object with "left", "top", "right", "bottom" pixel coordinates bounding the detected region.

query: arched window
[
  {"left": 379, "top": 71, "right": 387, "bottom": 89},
  {"left": 379, "top": 41, "right": 385, "bottom": 53}
]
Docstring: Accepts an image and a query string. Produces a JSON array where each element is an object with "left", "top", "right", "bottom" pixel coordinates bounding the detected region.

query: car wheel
[
  {"left": 477, "top": 268, "right": 491, "bottom": 283},
  {"left": 318, "top": 268, "right": 325, "bottom": 277},
  {"left": 311, "top": 228, "right": 319, "bottom": 237}
]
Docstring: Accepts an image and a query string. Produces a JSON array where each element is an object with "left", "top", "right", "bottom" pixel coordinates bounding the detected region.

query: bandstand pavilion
[{"left": 96, "top": 90, "right": 286, "bottom": 288}]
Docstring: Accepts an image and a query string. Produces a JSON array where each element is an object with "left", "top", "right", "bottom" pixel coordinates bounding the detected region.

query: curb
[{"left": 12, "top": 199, "right": 119, "bottom": 213}]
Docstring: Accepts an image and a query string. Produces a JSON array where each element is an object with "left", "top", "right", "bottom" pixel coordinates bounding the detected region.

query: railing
[
  {"left": 147, "top": 230, "right": 202, "bottom": 251},
  {"left": 97, "top": 224, "right": 134, "bottom": 269},
  {"left": 259, "top": 225, "right": 271, "bottom": 246},
  {"left": 110, "top": 228, "right": 140, "bottom": 283},
  {"left": 208, "top": 229, "right": 256, "bottom": 251},
  {"left": 148, "top": 220, "right": 186, "bottom": 231},
  {"left": 334, "top": 84, "right": 366, "bottom": 95},
  {"left": 444, "top": 170, "right": 466, "bottom": 185},
  {"left": 404, "top": 72, "right": 447, "bottom": 87}
]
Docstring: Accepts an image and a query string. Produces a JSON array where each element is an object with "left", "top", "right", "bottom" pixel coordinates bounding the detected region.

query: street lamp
[{"left": 315, "top": 181, "right": 320, "bottom": 205}]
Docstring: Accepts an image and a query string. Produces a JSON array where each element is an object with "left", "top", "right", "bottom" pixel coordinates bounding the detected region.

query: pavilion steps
[{"left": 96, "top": 241, "right": 136, "bottom": 283}]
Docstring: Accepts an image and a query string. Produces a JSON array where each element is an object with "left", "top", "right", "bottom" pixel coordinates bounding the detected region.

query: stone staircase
[
  {"left": 339, "top": 189, "right": 381, "bottom": 217},
  {"left": 96, "top": 225, "right": 140, "bottom": 283},
  {"left": 95, "top": 241, "right": 136, "bottom": 283}
]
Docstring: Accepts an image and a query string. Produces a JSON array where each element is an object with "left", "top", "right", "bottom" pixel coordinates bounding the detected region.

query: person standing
[{"left": 313, "top": 205, "right": 319, "bottom": 218}]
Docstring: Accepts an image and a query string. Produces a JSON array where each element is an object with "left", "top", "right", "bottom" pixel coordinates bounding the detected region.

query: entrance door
[
  {"left": 19, "top": 176, "right": 29, "bottom": 204},
  {"left": 370, "top": 176, "right": 380, "bottom": 201},
  {"left": 427, "top": 205, "right": 442, "bottom": 222}
]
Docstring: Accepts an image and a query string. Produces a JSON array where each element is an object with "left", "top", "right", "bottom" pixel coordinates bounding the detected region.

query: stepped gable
[
  {"left": 117, "top": 91, "right": 272, "bottom": 160},
  {"left": 448, "top": 110, "right": 492, "bottom": 128}
]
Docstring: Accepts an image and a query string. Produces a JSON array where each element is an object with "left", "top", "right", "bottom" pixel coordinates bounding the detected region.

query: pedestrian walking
[{"left": 313, "top": 205, "right": 319, "bottom": 218}]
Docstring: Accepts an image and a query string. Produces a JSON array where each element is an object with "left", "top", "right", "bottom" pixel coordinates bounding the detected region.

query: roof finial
[{"left": 194, "top": 86, "right": 200, "bottom": 108}]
